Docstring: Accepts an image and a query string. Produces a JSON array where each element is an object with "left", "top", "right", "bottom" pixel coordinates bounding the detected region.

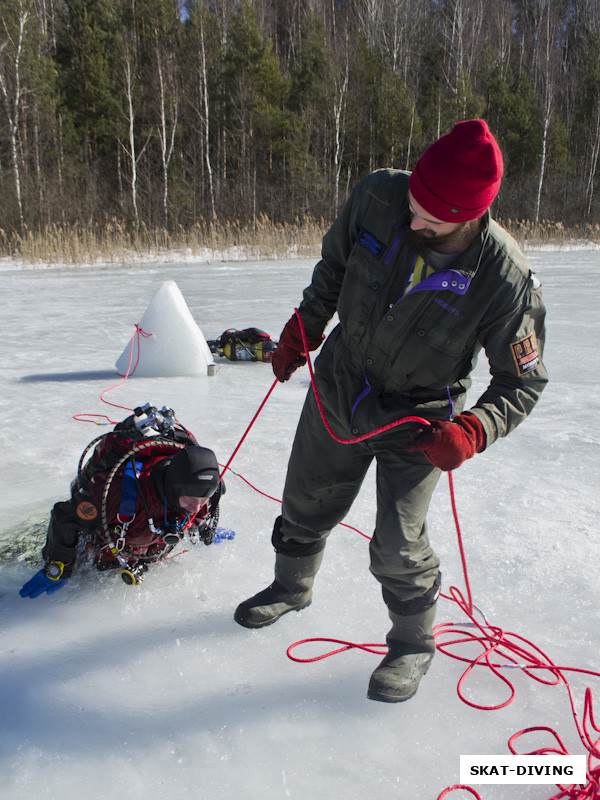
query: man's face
[
  {"left": 406, "top": 192, "right": 467, "bottom": 250},
  {"left": 178, "top": 495, "right": 209, "bottom": 515}
]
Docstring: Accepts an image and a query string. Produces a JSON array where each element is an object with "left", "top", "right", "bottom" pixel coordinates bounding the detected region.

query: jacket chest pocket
[
  {"left": 413, "top": 310, "right": 474, "bottom": 357},
  {"left": 338, "top": 245, "right": 396, "bottom": 340},
  {"left": 398, "top": 309, "right": 478, "bottom": 389}
]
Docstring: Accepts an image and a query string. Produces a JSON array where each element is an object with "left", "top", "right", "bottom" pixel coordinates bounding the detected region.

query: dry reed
[
  {"left": 499, "top": 218, "right": 600, "bottom": 248},
  {"left": 0, "top": 215, "right": 325, "bottom": 266},
  {"left": 1, "top": 215, "right": 598, "bottom": 266}
]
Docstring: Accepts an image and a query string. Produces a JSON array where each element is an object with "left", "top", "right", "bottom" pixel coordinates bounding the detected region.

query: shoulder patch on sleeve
[
  {"left": 510, "top": 332, "right": 540, "bottom": 375},
  {"left": 76, "top": 500, "right": 98, "bottom": 521},
  {"left": 357, "top": 228, "right": 386, "bottom": 259}
]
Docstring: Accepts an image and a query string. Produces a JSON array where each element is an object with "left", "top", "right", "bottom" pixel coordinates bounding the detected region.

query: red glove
[
  {"left": 272, "top": 315, "right": 323, "bottom": 382},
  {"left": 406, "top": 413, "right": 486, "bottom": 471}
]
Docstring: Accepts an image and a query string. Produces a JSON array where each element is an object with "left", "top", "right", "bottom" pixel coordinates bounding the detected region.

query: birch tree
[
  {"left": 332, "top": 46, "right": 348, "bottom": 215},
  {"left": 533, "top": 0, "right": 557, "bottom": 224},
  {"left": 143, "top": 0, "right": 180, "bottom": 229},
  {"left": 184, "top": 4, "right": 219, "bottom": 222},
  {"left": 0, "top": 0, "right": 30, "bottom": 229}
]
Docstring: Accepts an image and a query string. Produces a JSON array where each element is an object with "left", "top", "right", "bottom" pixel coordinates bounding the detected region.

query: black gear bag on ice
[{"left": 207, "top": 328, "right": 277, "bottom": 362}]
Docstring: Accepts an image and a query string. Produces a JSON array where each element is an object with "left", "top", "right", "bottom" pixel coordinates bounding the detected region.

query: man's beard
[{"left": 403, "top": 219, "right": 481, "bottom": 254}]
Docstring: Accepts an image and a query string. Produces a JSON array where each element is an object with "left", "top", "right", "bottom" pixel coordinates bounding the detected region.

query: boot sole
[
  {"left": 367, "top": 658, "right": 432, "bottom": 703},
  {"left": 234, "top": 600, "right": 311, "bottom": 629},
  {"left": 367, "top": 686, "right": 419, "bottom": 703}
]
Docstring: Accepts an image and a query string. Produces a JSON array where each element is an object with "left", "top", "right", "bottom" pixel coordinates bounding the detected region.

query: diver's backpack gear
[
  {"left": 207, "top": 328, "right": 277, "bottom": 362},
  {"left": 68, "top": 404, "right": 222, "bottom": 583},
  {"left": 72, "top": 404, "right": 196, "bottom": 495}
]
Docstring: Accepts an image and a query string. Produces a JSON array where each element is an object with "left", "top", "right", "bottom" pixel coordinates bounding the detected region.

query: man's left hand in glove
[{"left": 406, "top": 413, "right": 486, "bottom": 471}]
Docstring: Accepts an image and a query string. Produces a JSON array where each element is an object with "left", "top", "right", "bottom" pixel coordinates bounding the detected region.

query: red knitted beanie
[{"left": 408, "top": 119, "right": 504, "bottom": 223}]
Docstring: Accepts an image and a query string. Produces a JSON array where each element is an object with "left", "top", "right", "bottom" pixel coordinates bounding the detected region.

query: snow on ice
[{"left": 0, "top": 250, "right": 599, "bottom": 800}]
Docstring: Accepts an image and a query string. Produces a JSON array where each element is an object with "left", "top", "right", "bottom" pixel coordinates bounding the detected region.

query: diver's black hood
[{"left": 163, "top": 446, "right": 220, "bottom": 512}]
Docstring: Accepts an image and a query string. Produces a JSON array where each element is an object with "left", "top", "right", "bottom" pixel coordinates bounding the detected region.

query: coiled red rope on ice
[{"left": 290, "top": 309, "right": 600, "bottom": 800}]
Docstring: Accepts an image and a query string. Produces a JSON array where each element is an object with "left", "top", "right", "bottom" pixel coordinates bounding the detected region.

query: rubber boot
[
  {"left": 367, "top": 604, "right": 437, "bottom": 703},
  {"left": 234, "top": 550, "right": 324, "bottom": 629}
]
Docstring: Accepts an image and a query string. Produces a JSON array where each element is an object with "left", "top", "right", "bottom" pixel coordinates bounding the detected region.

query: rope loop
[
  {"left": 287, "top": 638, "right": 387, "bottom": 663},
  {"left": 290, "top": 308, "right": 600, "bottom": 800},
  {"left": 74, "top": 322, "right": 153, "bottom": 425}
]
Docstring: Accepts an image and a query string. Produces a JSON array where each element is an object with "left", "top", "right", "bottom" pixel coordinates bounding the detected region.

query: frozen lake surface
[{"left": 1, "top": 249, "right": 599, "bottom": 800}]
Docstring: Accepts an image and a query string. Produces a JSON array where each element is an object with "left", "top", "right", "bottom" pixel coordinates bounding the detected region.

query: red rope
[
  {"left": 447, "top": 470, "right": 474, "bottom": 615},
  {"left": 114, "top": 323, "right": 152, "bottom": 380},
  {"left": 437, "top": 789, "right": 483, "bottom": 800},
  {"left": 287, "top": 638, "right": 387, "bottom": 662},
  {"left": 218, "top": 378, "right": 279, "bottom": 483},
  {"left": 74, "top": 323, "right": 151, "bottom": 425},
  {"left": 294, "top": 308, "right": 430, "bottom": 442},
  {"left": 287, "top": 309, "right": 600, "bottom": 800}
]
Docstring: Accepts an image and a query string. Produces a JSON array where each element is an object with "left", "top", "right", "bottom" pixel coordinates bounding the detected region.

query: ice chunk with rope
[{"left": 115, "top": 281, "right": 215, "bottom": 377}]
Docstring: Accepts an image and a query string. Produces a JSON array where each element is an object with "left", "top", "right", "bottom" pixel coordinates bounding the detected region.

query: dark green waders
[
  {"left": 234, "top": 550, "right": 324, "bottom": 628},
  {"left": 234, "top": 388, "right": 441, "bottom": 700}
]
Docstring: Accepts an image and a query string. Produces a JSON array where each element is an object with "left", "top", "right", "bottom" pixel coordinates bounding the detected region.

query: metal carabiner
[{"left": 115, "top": 517, "right": 132, "bottom": 552}]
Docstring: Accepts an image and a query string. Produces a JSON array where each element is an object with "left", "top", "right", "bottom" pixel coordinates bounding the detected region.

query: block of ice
[{"left": 115, "top": 281, "right": 215, "bottom": 377}]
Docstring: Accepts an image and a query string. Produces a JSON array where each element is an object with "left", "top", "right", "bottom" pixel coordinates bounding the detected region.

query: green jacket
[{"left": 297, "top": 169, "right": 548, "bottom": 447}]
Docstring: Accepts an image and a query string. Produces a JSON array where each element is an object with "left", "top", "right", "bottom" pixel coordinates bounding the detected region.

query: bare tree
[
  {"left": 585, "top": 101, "right": 600, "bottom": 217},
  {"left": 0, "top": 0, "right": 30, "bottom": 230},
  {"left": 155, "top": 46, "right": 179, "bottom": 228},
  {"left": 332, "top": 51, "right": 348, "bottom": 215},
  {"left": 199, "top": 16, "right": 217, "bottom": 223},
  {"left": 120, "top": 52, "right": 151, "bottom": 230},
  {"left": 438, "top": 0, "right": 486, "bottom": 116},
  {"left": 533, "top": 0, "right": 558, "bottom": 224}
]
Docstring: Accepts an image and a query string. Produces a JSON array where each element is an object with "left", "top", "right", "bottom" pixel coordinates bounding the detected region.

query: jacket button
[
  {"left": 387, "top": 314, "right": 394, "bottom": 322},
  {"left": 366, "top": 358, "right": 373, "bottom": 366},
  {"left": 417, "top": 329, "right": 426, "bottom": 337},
  {"left": 372, "top": 282, "right": 379, "bottom": 290},
  {"left": 352, "top": 427, "right": 359, "bottom": 435}
]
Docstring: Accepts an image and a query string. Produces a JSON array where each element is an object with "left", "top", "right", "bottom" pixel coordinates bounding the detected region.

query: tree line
[{"left": 2, "top": 0, "right": 600, "bottom": 240}]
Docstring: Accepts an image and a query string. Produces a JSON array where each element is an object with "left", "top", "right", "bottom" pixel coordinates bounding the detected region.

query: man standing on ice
[{"left": 234, "top": 119, "right": 548, "bottom": 703}]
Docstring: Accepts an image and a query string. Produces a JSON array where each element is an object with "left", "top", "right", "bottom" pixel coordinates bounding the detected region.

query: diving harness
[{"left": 77, "top": 404, "right": 220, "bottom": 585}]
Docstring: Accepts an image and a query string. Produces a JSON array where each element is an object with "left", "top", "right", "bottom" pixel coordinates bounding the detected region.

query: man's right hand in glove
[
  {"left": 19, "top": 561, "right": 70, "bottom": 598},
  {"left": 272, "top": 314, "right": 323, "bottom": 382},
  {"left": 406, "top": 414, "right": 486, "bottom": 471}
]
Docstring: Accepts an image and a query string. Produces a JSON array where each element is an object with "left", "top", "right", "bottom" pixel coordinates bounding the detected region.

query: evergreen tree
[
  {"left": 286, "top": 11, "right": 330, "bottom": 217},
  {"left": 0, "top": 0, "right": 58, "bottom": 230},
  {"left": 221, "top": 0, "right": 288, "bottom": 221},
  {"left": 4, "top": 0, "right": 600, "bottom": 237},
  {"left": 574, "top": 32, "right": 600, "bottom": 217},
  {"left": 54, "top": 0, "right": 124, "bottom": 218}
]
